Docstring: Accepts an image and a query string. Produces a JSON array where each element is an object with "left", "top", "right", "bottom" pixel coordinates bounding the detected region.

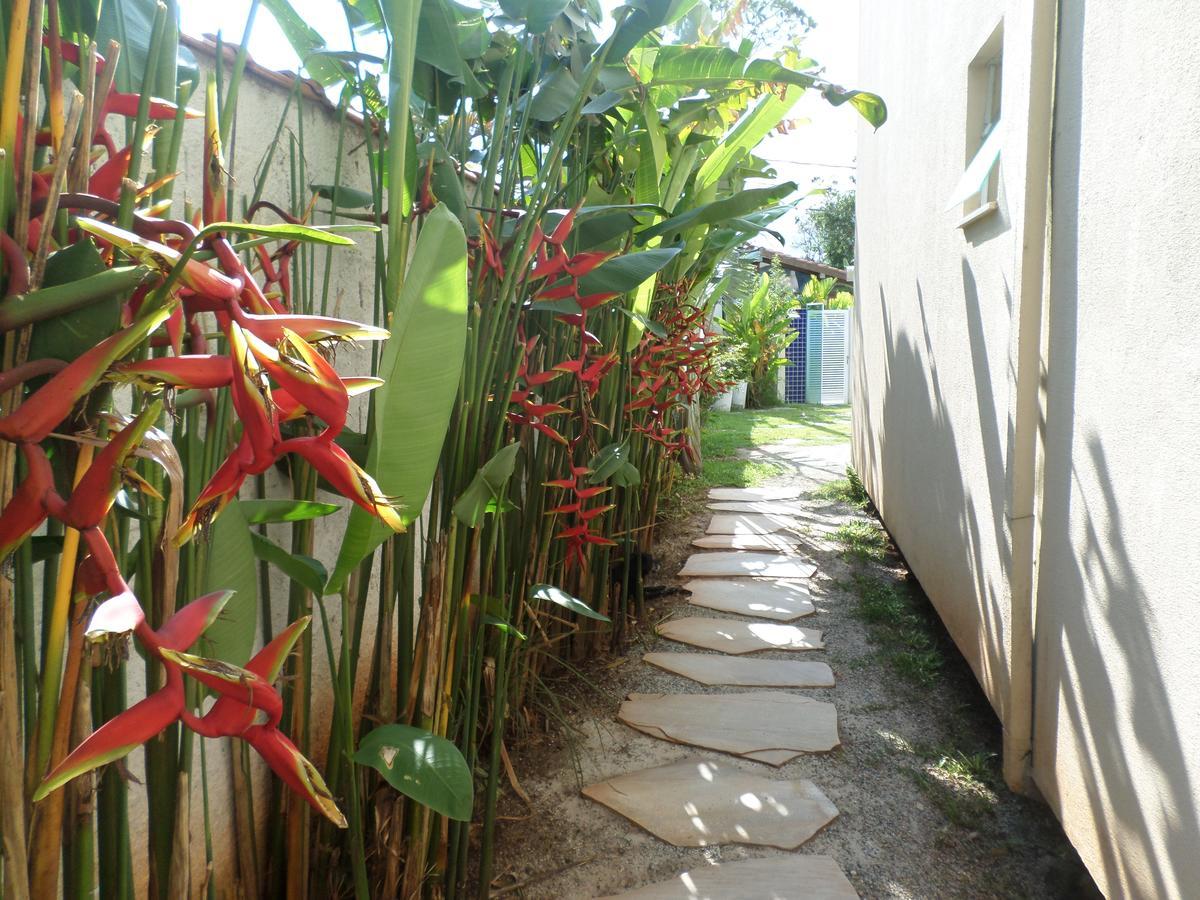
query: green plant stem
[
  {"left": 0, "top": 265, "right": 152, "bottom": 331},
  {"left": 116, "top": 0, "right": 168, "bottom": 228}
]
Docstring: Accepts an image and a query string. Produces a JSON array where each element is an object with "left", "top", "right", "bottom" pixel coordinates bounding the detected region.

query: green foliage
[
  {"left": 355, "top": 725, "right": 474, "bottom": 820},
  {"left": 814, "top": 466, "right": 870, "bottom": 508},
  {"left": 529, "top": 584, "right": 611, "bottom": 622},
  {"left": 850, "top": 574, "right": 945, "bottom": 689},
  {"left": 801, "top": 274, "right": 836, "bottom": 304},
  {"left": 717, "top": 257, "right": 798, "bottom": 408},
  {"left": 801, "top": 186, "right": 857, "bottom": 269},
  {"left": 909, "top": 763, "right": 997, "bottom": 830},
  {"left": 702, "top": 0, "right": 815, "bottom": 49},
  {"left": 328, "top": 203, "right": 469, "bottom": 593},
  {"left": 197, "top": 501, "right": 259, "bottom": 666},
  {"left": 834, "top": 519, "right": 889, "bottom": 563},
  {"left": 0, "top": 1, "right": 891, "bottom": 895}
]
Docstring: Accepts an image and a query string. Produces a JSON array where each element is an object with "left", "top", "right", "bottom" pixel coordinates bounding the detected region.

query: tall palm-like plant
[{"left": 0, "top": 0, "right": 885, "bottom": 897}]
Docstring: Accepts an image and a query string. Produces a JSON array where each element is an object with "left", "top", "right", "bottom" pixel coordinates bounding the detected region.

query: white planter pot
[
  {"left": 711, "top": 389, "right": 733, "bottom": 412},
  {"left": 731, "top": 382, "right": 748, "bottom": 410}
]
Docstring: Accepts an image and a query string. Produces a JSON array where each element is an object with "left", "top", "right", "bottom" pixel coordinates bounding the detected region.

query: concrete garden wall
[{"left": 114, "top": 37, "right": 383, "bottom": 896}]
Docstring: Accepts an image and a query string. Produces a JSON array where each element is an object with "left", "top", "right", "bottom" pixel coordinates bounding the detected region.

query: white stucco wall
[
  {"left": 855, "top": 1, "right": 1200, "bottom": 897},
  {"left": 1031, "top": 2, "right": 1200, "bottom": 897},
  {"left": 853, "top": 0, "right": 1034, "bottom": 727}
]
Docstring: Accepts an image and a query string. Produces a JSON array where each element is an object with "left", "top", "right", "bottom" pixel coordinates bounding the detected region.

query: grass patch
[
  {"left": 849, "top": 574, "right": 945, "bottom": 688},
  {"left": 662, "top": 405, "right": 849, "bottom": 516},
  {"left": 933, "top": 748, "right": 998, "bottom": 785},
  {"left": 909, "top": 767, "right": 997, "bottom": 830},
  {"left": 833, "top": 519, "right": 889, "bottom": 563},
  {"left": 909, "top": 747, "right": 1000, "bottom": 830},
  {"left": 702, "top": 458, "right": 786, "bottom": 489},
  {"left": 892, "top": 648, "right": 944, "bottom": 685},
  {"left": 703, "top": 404, "right": 851, "bottom": 460},
  {"left": 814, "top": 466, "right": 870, "bottom": 509}
]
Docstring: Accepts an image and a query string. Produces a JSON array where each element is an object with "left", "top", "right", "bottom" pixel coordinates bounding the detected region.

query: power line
[{"left": 757, "top": 158, "right": 857, "bottom": 168}]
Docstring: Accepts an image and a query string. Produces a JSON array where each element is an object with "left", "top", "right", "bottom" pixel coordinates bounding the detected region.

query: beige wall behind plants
[
  {"left": 109, "top": 39, "right": 384, "bottom": 897},
  {"left": 854, "top": 0, "right": 1200, "bottom": 897}
]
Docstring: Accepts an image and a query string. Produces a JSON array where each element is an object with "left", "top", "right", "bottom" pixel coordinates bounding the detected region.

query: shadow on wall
[
  {"left": 852, "top": 272, "right": 1012, "bottom": 721},
  {"left": 1031, "top": 0, "right": 1200, "bottom": 893}
]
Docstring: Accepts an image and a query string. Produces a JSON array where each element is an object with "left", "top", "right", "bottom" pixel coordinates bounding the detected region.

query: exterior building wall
[
  {"left": 855, "top": 1, "right": 1200, "bottom": 897},
  {"left": 854, "top": 0, "right": 1033, "bottom": 726},
  {"left": 1030, "top": 3, "right": 1200, "bottom": 897}
]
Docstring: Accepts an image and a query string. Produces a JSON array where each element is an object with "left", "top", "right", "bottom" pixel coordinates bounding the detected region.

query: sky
[
  {"left": 179, "top": 0, "right": 862, "bottom": 253},
  {"left": 752, "top": 0, "right": 861, "bottom": 253}
]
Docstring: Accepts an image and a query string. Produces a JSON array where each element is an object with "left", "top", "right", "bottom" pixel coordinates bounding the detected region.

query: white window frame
[{"left": 946, "top": 22, "right": 1004, "bottom": 223}]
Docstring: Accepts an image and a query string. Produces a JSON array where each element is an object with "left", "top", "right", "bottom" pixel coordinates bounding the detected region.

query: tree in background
[
  {"left": 802, "top": 186, "right": 857, "bottom": 269},
  {"left": 705, "top": 0, "right": 815, "bottom": 48}
]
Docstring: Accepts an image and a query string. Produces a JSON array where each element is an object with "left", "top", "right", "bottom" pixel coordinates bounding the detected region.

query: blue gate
[{"left": 783, "top": 311, "right": 806, "bottom": 403}]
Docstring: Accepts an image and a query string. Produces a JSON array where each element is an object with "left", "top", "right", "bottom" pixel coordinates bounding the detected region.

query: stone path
[{"left": 582, "top": 483, "right": 861, "bottom": 897}]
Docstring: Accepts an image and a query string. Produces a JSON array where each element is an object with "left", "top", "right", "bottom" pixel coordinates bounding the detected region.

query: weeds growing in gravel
[
  {"left": 933, "top": 749, "right": 998, "bottom": 785},
  {"left": 835, "top": 519, "right": 890, "bottom": 562},
  {"left": 815, "top": 466, "right": 871, "bottom": 509},
  {"left": 909, "top": 766, "right": 997, "bottom": 830},
  {"left": 849, "top": 574, "right": 945, "bottom": 688}
]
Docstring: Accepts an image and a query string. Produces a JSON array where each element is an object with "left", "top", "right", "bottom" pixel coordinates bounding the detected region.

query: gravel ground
[{"left": 489, "top": 441, "right": 1094, "bottom": 899}]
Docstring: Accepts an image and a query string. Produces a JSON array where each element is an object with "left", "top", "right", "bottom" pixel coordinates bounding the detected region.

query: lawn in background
[{"left": 661, "top": 405, "right": 850, "bottom": 520}]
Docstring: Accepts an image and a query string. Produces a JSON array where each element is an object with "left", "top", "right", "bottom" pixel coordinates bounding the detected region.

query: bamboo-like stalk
[
  {"left": 116, "top": 0, "right": 167, "bottom": 228},
  {"left": 66, "top": 666, "right": 94, "bottom": 900},
  {"left": 27, "top": 442, "right": 92, "bottom": 899},
  {"left": 0, "top": 0, "right": 32, "bottom": 230}
]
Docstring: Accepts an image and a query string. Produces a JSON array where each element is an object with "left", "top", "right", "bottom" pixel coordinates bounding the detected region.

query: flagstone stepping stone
[
  {"left": 692, "top": 533, "right": 799, "bottom": 552},
  {"left": 599, "top": 854, "right": 860, "bottom": 899},
  {"left": 643, "top": 652, "right": 834, "bottom": 688},
  {"left": 618, "top": 692, "right": 840, "bottom": 764},
  {"left": 678, "top": 551, "right": 816, "bottom": 580},
  {"left": 581, "top": 757, "right": 838, "bottom": 849},
  {"left": 708, "top": 500, "right": 810, "bottom": 516},
  {"left": 658, "top": 618, "right": 824, "bottom": 653},
  {"left": 706, "top": 512, "right": 799, "bottom": 535},
  {"left": 683, "top": 578, "right": 815, "bottom": 621},
  {"left": 708, "top": 486, "right": 802, "bottom": 502}
]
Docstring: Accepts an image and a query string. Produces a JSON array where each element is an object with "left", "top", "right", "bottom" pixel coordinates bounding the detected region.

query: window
[{"left": 946, "top": 21, "right": 1004, "bottom": 223}]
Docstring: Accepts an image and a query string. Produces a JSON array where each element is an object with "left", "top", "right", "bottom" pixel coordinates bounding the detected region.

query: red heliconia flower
[
  {"left": 0, "top": 444, "right": 57, "bottom": 563},
  {"left": 202, "top": 78, "right": 227, "bottom": 226},
  {"left": 476, "top": 216, "right": 505, "bottom": 279},
  {"left": 546, "top": 201, "right": 582, "bottom": 247},
  {"left": 59, "top": 404, "right": 161, "bottom": 530},
  {"left": 35, "top": 589, "right": 233, "bottom": 799},
  {"left": 88, "top": 145, "right": 133, "bottom": 201},
  {"left": 226, "top": 321, "right": 279, "bottom": 471},
  {"left": 110, "top": 355, "right": 235, "bottom": 393},
  {"left": 175, "top": 437, "right": 255, "bottom": 545},
  {"left": 278, "top": 436, "right": 405, "bottom": 532},
  {"left": 76, "top": 218, "right": 243, "bottom": 301},
  {"left": 563, "top": 251, "right": 610, "bottom": 278},
  {"left": 274, "top": 376, "right": 381, "bottom": 422},
  {"left": 103, "top": 91, "right": 202, "bottom": 124},
  {"left": 243, "top": 328, "right": 349, "bottom": 437},
  {"left": 227, "top": 306, "right": 389, "bottom": 345},
  {"left": 0, "top": 306, "right": 172, "bottom": 444},
  {"left": 36, "top": 592, "right": 346, "bottom": 828},
  {"left": 543, "top": 466, "right": 615, "bottom": 569}
]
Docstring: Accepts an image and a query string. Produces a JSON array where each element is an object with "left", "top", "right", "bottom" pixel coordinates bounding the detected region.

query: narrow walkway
[
  {"left": 584, "top": 445, "right": 857, "bottom": 898},
  {"left": 494, "top": 438, "right": 1074, "bottom": 899}
]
